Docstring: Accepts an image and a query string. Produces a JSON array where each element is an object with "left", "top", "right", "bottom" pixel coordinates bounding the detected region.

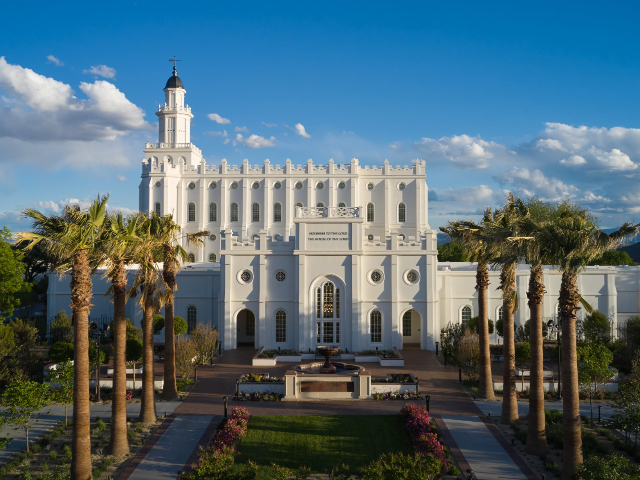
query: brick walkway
[{"left": 174, "top": 346, "right": 482, "bottom": 416}]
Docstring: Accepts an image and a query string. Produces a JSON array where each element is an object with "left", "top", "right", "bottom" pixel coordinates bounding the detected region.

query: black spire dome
[{"left": 165, "top": 64, "right": 184, "bottom": 89}]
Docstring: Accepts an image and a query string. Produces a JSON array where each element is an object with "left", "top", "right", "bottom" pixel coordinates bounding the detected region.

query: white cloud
[
  {"left": 204, "top": 130, "right": 228, "bottom": 137},
  {"left": 262, "top": 122, "right": 277, "bottom": 128},
  {"left": 496, "top": 167, "right": 579, "bottom": 201},
  {"left": 536, "top": 138, "right": 566, "bottom": 151},
  {"left": 591, "top": 147, "right": 637, "bottom": 171},
  {"left": 414, "top": 134, "right": 508, "bottom": 169},
  {"left": 389, "top": 142, "right": 403, "bottom": 152},
  {"left": 580, "top": 191, "right": 611, "bottom": 203},
  {"left": 235, "top": 126, "right": 249, "bottom": 132},
  {"left": 223, "top": 138, "right": 230, "bottom": 145},
  {"left": 436, "top": 185, "right": 496, "bottom": 204},
  {"left": 83, "top": 65, "right": 116, "bottom": 79},
  {"left": 117, "top": 174, "right": 127, "bottom": 182},
  {"left": 235, "top": 133, "right": 276, "bottom": 149},
  {"left": 560, "top": 155, "right": 586, "bottom": 166},
  {"left": 294, "top": 123, "right": 311, "bottom": 138},
  {"left": 46, "top": 55, "right": 64, "bottom": 67},
  {"left": 207, "top": 113, "right": 230, "bottom": 124}
]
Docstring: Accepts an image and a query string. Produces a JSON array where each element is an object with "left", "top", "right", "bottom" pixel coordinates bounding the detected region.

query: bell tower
[{"left": 157, "top": 59, "right": 193, "bottom": 145}]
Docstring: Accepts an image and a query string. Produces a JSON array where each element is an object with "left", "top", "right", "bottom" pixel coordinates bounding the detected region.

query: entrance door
[
  {"left": 402, "top": 310, "right": 421, "bottom": 345},
  {"left": 237, "top": 309, "right": 255, "bottom": 347}
]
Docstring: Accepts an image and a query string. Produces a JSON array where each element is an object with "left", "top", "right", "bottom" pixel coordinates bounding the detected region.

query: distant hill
[{"left": 620, "top": 242, "right": 640, "bottom": 263}]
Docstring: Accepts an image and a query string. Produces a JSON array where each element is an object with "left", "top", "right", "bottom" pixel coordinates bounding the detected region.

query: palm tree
[
  {"left": 18, "top": 196, "right": 109, "bottom": 480},
  {"left": 102, "top": 213, "right": 138, "bottom": 456},
  {"left": 538, "top": 214, "right": 638, "bottom": 479},
  {"left": 441, "top": 208, "right": 498, "bottom": 401},
  {"left": 153, "top": 214, "right": 207, "bottom": 401},
  {"left": 130, "top": 214, "right": 162, "bottom": 424}
]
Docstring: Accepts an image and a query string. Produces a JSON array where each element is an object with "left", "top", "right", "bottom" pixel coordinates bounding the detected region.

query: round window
[
  {"left": 210, "top": 182, "right": 217, "bottom": 189},
  {"left": 155, "top": 181, "right": 161, "bottom": 187},
  {"left": 240, "top": 270, "right": 252, "bottom": 283},
  {"left": 317, "top": 181, "right": 324, "bottom": 189},
  {"left": 188, "top": 182, "right": 196, "bottom": 190},
  {"left": 370, "top": 270, "right": 382, "bottom": 284},
  {"left": 406, "top": 270, "right": 419, "bottom": 284},
  {"left": 367, "top": 183, "right": 374, "bottom": 191},
  {"left": 275, "top": 271, "right": 286, "bottom": 282},
  {"left": 399, "top": 234, "right": 406, "bottom": 241},
  {"left": 252, "top": 182, "right": 260, "bottom": 189},
  {"left": 231, "top": 181, "right": 239, "bottom": 190},
  {"left": 398, "top": 182, "right": 406, "bottom": 191},
  {"left": 209, "top": 234, "right": 217, "bottom": 241},
  {"left": 274, "top": 181, "right": 282, "bottom": 189},
  {"left": 295, "top": 181, "right": 303, "bottom": 190},
  {"left": 338, "top": 181, "right": 346, "bottom": 190},
  {"left": 368, "top": 234, "right": 374, "bottom": 241}
]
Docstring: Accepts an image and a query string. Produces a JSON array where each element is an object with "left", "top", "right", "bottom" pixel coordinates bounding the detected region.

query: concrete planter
[
  {"left": 238, "top": 382, "right": 286, "bottom": 395},
  {"left": 252, "top": 347, "right": 303, "bottom": 366}
]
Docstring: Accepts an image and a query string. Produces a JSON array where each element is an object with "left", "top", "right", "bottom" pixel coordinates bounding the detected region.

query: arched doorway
[
  {"left": 402, "top": 309, "right": 421, "bottom": 345},
  {"left": 237, "top": 309, "right": 256, "bottom": 347}
]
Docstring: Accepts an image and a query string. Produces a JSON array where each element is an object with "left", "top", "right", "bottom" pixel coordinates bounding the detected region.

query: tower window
[
  {"left": 187, "top": 306, "right": 197, "bottom": 333},
  {"left": 275, "top": 310, "right": 286, "bottom": 343},
  {"left": 252, "top": 202, "right": 260, "bottom": 222},
  {"left": 317, "top": 202, "right": 325, "bottom": 208},
  {"left": 188, "top": 253, "right": 195, "bottom": 263},
  {"left": 209, "top": 203, "right": 217, "bottom": 222},
  {"left": 338, "top": 202, "right": 346, "bottom": 208},
  {"left": 461, "top": 306, "right": 472, "bottom": 327},
  {"left": 274, "top": 203, "right": 282, "bottom": 222},
  {"left": 403, "top": 311, "right": 412, "bottom": 337},
  {"left": 230, "top": 203, "right": 239, "bottom": 222},
  {"left": 370, "top": 310, "right": 382, "bottom": 343},
  {"left": 209, "top": 253, "right": 217, "bottom": 262},
  {"left": 367, "top": 203, "right": 375, "bottom": 222},
  {"left": 398, "top": 202, "right": 406, "bottom": 223},
  {"left": 154, "top": 202, "right": 161, "bottom": 216},
  {"left": 188, "top": 202, "right": 196, "bottom": 222}
]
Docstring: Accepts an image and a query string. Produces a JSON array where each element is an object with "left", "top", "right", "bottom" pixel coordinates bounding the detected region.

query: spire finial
[{"left": 169, "top": 56, "right": 180, "bottom": 75}]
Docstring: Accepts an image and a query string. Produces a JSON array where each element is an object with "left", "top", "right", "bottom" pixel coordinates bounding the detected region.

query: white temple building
[{"left": 47, "top": 67, "right": 640, "bottom": 351}]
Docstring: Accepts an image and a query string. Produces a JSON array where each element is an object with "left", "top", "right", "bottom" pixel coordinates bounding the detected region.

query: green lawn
[{"left": 236, "top": 415, "right": 412, "bottom": 474}]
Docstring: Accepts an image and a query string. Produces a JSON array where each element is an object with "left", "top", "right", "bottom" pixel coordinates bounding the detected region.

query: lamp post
[
  {"left": 91, "top": 322, "right": 110, "bottom": 400},
  {"left": 547, "top": 319, "right": 561, "bottom": 400},
  {"left": 441, "top": 329, "right": 448, "bottom": 366}
]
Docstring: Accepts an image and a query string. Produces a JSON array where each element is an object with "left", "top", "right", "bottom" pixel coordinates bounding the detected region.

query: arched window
[
  {"left": 296, "top": 202, "right": 303, "bottom": 208},
  {"left": 188, "top": 202, "right": 196, "bottom": 222},
  {"left": 252, "top": 202, "right": 260, "bottom": 222},
  {"left": 274, "top": 203, "right": 282, "bottom": 222},
  {"left": 209, "top": 253, "right": 216, "bottom": 262},
  {"left": 402, "top": 310, "right": 412, "bottom": 337},
  {"left": 367, "top": 203, "right": 375, "bottom": 222},
  {"left": 209, "top": 203, "right": 217, "bottom": 222},
  {"left": 461, "top": 306, "right": 472, "bottom": 327},
  {"left": 188, "top": 253, "right": 195, "bottom": 263},
  {"left": 275, "top": 310, "right": 286, "bottom": 342},
  {"left": 498, "top": 306, "right": 504, "bottom": 320},
  {"left": 230, "top": 203, "right": 239, "bottom": 222},
  {"left": 317, "top": 202, "right": 325, "bottom": 208},
  {"left": 154, "top": 202, "right": 161, "bottom": 216},
  {"left": 316, "top": 281, "right": 340, "bottom": 344},
  {"left": 398, "top": 202, "right": 406, "bottom": 223},
  {"left": 370, "top": 310, "right": 382, "bottom": 343},
  {"left": 187, "top": 306, "right": 196, "bottom": 333},
  {"left": 338, "top": 202, "right": 346, "bottom": 208}
]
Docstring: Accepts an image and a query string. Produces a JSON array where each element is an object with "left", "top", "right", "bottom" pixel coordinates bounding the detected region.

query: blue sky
[{"left": 2, "top": 1, "right": 640, "bottom": 232}]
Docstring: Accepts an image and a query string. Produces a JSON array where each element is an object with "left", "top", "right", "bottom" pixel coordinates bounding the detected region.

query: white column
[{"left": 259, "top": 254, "right": 267, "bottom": 348}]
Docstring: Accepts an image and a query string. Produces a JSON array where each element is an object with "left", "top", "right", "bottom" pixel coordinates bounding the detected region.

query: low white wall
[
  {"left": 90, "top": 379, "right": 164, "bottom": 389},
  {"left": 370, "top": 383, "right": 418, "bottom": 394},
  {"left": 238, "top": 383, "right": 286, "bottom": 395},
  {"left": 493, "top": 381, "right": 619, "bottom": 393}
]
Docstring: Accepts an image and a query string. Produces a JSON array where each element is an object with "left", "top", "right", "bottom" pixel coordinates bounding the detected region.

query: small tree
[
  {"left": 440, "top": 322, "right": 466, "bottom": 365},
  {"left": 572, "top": 453, "right": 640, "bottom": 480},
  {"left": 583, "top": 311, "right": 611, "bottom": 344},
  {"left": 608, "top": 378, "right": 640, "bottom": 446},
  {"left": 191, "top": 324, "right": 219, "bottom": 365},
  {"left": 153, "top": 314, "right": 165, "bottom": 334},
  {"left": 175, "top": 336, "right": 198, "bottom": 380},
  {"left": 515, "top": 319, "right": 548, "bottom": 343},
  {"left": 126, "top": 338, "right": 143, "bottom": 390},
  {"left": 49, "top": 341, "right": 74, "bottom": 362},
  {"left": 3, "top": 380, "right": 51, "bottom": 452},
  {"left": 515, "top": 342, "right": 531, "bottom": 391},
  {"left": 467, "top": 316, "right": 494, "bottom": 335},
  {"left": 47, "top": 361, "right": 73, "bottom": 425},
  {"left": 458, "top": 330, "right": 480, "bottom": 382},
  {"left": 0, "top": 322, "right": 15, "bottom": 362},
  {"left": 50, "top": 310, "right": 73, "bottom": 343},
  {"left": 578, "top": 343, "right": 614, "bottom": 425},
  {"left": 174, "top": 316, "right": 189, "bottom": 335}
]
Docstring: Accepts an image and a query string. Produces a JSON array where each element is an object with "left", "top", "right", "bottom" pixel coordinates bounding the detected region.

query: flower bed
[
  {"left": 358, "top": 349, "right": 399, "bottom": 359},
  {"left": 373, "top": 391, "right": 423, "bottom": 401},
  {"left": 211, "top": 407, "right": 250, "bottom": 452},
  {"left": 241, "top": 373, "right": 283, "bottom": 383},
  {"left": 400, "top": 403, "right": 450, "bottom": 474},
  {"left": 372, "top": 374, "right": 413, "bottom": 383},
  {"left": 258, "top": 349, "right": 299, "bottom": 358},
  {"left": 233, "top": 392, "right": 282, "bottom": 401}
]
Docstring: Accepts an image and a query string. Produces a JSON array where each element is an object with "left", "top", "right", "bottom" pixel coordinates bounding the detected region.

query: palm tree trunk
[
  {"left": 162, "top": 253, "right": 178, "bottom": 401},
  {"left": 560, "top": 271, "right": 583, "bottom": 480},
  {"left": 525, "top": 263, "right": 549, "bottom": 455},
  {"left": 109, "top": 260, "right": 130, "bottom": 456},
  {"left": 139, "top": 281, "right": 157, "bottom": 424},
  {"left": 500, "top": 262, "right": 519, "bottom": 425},
  {"left": 476, "top": 263, "right": 495, "bottom": 400},
  {"left": 70, "top": 249, "right": 92, "bottom": 480}
]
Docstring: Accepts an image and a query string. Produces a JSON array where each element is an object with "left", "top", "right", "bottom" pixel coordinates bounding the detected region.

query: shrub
[
  {"left": 571, "top": 453, "right": 640, "bottom": 480},
  {"left": 458, "top": 330, "right": 480, "bottom": 381},
  {"left": 126, "top": 338, "right": 143, "bottom": 363},
  {"left": 175, "top": 336, "right": 198, "bottom": 380},
  {"left": 174, "top": 316, "right": 189, "bottom": 335},
  {"left": 95, "top": 418, "right": 107, "bottom": 431},
  {"left": 271, "top": 463, "right": 293, "bottom": 480},
  {"left": 49, "top": 450, "right": 57, "bottom": 460},
  {"left": 440, "top": 322, "right": 466, "bottom": 365},
  {"left": 583, "top": 311, "right": 611, "bottom": 344},
  {"left": 48, "top": 342, "right": 74, "bottom": 363},
  {"left": 466, "top": 316, "right": 494, "bottom": 335},
  {"left": 89, "top": 344, "right": 108, "bottom": 365},
  {"left": 515, "top": 319, "right": 549, "bottom": 343},
  {"left": 358, "top": 452, "right": 442, "bottom": 480},
  {"left": 50, "top": 311, "right": 73, "bottom": 343}
]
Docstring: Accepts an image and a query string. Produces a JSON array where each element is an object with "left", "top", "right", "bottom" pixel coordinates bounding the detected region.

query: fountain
[{"left": 293, "top": 346, "right": 363, "bottom": 375}]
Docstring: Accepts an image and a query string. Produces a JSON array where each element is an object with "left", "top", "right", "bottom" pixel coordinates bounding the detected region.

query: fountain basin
[{"left": 283, "top": 369, "right": 372, "bottom": 400}]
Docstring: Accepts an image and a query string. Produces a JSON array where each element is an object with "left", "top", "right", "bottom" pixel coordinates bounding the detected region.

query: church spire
[{"left": 157, "top": 59, "right": 192, "bottom": 144}]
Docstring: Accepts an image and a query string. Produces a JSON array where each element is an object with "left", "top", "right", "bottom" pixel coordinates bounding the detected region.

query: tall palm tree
[
  {"left": 441, "top": 208, "right": 498, "bottom": 401},
  {"left": 102, "top": 213, "right": 138, "bottom": 455},
  {"left": 153, "top": 214, "right": 207, "bottom": 401},
  {"left": 538, "top": 215, "right": 638, "bottom": 479},
  {"left": 18, "top": 196, "right": 109, "bottom": 480}
]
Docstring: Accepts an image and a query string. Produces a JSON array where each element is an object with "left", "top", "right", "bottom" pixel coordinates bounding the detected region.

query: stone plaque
[
  {"left": 306, "top": 223, "right": 350, "bottom": 250},
  {"left": 300, "top": 381, "right": 354, "bottom": 393}
]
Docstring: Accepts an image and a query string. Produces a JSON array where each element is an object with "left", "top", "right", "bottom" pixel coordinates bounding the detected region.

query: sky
[{"left": 2, "top": 1, "right": 640, "bottom": 233}]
